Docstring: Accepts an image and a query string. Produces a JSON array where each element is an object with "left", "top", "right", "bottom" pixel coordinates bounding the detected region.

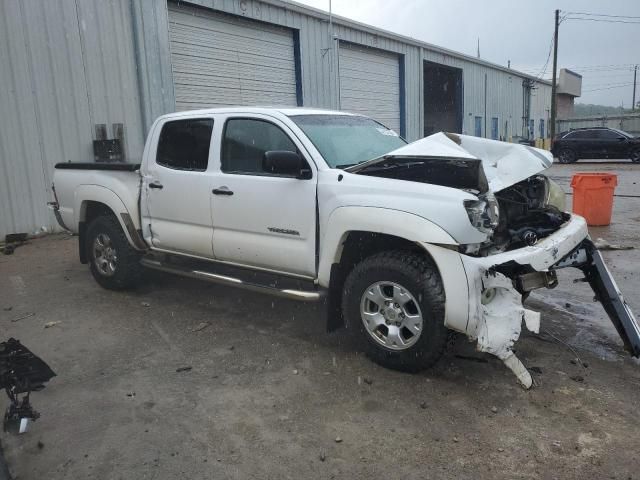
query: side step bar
[
  {"left": 140, "top": 258, "right": 322, "bottom": 302},
  {"left": 556, "top": 239, "right": 640, "bottom": 357}
]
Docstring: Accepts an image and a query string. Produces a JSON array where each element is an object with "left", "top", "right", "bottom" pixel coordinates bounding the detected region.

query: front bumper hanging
[{"left": 557, "top": 239, "right": 640, "bottom": 357}]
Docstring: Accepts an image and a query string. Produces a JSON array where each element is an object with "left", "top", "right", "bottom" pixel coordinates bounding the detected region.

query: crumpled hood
[{"left": 352, "top": 132, "right": 553, "bottom": 192}]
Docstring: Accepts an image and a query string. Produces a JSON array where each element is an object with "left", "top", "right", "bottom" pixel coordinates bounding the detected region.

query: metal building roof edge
[{"left": 253, "top": 0, "right": 552, "bottom": 87}]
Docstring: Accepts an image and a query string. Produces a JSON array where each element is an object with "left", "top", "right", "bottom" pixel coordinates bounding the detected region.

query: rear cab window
[{"left": 156, "top": 118, "right": 214, "bottom": 171}]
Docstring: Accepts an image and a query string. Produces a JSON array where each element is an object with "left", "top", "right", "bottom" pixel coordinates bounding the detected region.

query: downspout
[{"left": 483, "top": 73, "right": 487, "bottom": 138}]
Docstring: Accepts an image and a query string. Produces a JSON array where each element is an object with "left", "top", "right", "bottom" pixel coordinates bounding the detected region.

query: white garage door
[
  {"left": 168, "top": 4, "right": 299, "bottom": 110},
  {"left": 338, "top": 42, "right": 401, "bottom": 134}
]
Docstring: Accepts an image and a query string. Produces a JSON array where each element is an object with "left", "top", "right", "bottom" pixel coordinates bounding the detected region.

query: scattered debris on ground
[
  {"left": 43, "top": 321, "right": 61, "bottom": 329},
  {"left": 593, "top": 237, "right": 634, "bottom": 251},
  {"left": 190, "top": 322, "right": 210, "bottom": 332},
  {"left": 1, "top": 233, "right": 29, "bottom": 255},
  {"left": 11, "top": 312, "right": 35, "bottom": 323},
  {"left": 176, "top": 366, "right": 192, "bottom": 373}
]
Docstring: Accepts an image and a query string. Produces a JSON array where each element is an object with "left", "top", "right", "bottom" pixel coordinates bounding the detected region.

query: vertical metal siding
[
  {"left": 2, "top": 0, "right": 553, "bottom": 238},
  {"left": 0, "top": 0, "right": 144, "bottom": 238},
  {"left": 557, "top": 114, "right": 640, "bottom": 136}
]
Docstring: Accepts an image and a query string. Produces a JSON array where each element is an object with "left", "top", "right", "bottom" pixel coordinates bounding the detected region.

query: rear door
[
  {"left": 594, "top": 129, "right": 628, "bottom": 158},
  {"left": 209, "top": 115, "right": 317, "bottom": 277},
  {"left": 141, "top": 116, "right": 216, "bottom": 258}
]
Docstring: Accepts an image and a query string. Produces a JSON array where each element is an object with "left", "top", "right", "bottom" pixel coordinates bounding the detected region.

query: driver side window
[{"left": 221, "top": 118, "right": 298, "bottom": 174}]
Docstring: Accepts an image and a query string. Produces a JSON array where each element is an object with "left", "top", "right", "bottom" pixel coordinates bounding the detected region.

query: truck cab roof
[{"left": 156, "top": 107, "right": 358, "bottom": 121}]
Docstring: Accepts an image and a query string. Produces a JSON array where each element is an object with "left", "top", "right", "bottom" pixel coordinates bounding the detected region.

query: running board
[{"left": 140, "top": 258, "right": 322, "bottom": 302}]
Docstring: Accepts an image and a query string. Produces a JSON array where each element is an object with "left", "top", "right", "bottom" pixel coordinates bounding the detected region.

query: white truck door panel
[
  {"left": 210, "top": 116, "right": 317, "bottom": 276},
  {"left": 141, "top": 117, "right": 216, "bottom": 258}
]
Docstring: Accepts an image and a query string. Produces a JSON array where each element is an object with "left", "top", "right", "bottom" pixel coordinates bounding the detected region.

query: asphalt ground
[{"left": 1, "top": 161, "right": 639, "bottom": 479}]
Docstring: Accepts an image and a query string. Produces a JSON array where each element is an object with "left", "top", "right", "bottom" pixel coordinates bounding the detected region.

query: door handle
[
  {"left": 212, "top": 187, "right": 234, "bottom": 196},
  {"left": 149, "top": 182, "right": 163, "bottom": 189}
]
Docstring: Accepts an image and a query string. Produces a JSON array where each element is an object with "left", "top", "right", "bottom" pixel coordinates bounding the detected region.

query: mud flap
[{"left": 557, "top": 240, "right": 640, "bottom": 357}]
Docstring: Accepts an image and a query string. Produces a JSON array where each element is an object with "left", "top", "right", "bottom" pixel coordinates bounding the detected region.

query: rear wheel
[
  {"left": 631, "top": 147, "right": 640, "bottom": 163},
  {"left": 558, "top": 148, "right": 578, "bottom": 164},
  {"left": 86, "top": 215, "right": 142, "bottom": 290},
  {"left": 342, "top": 251, "right": 448, "bottom": 372}
]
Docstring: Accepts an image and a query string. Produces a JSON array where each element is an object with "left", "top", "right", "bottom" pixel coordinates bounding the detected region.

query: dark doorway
[{"left": 423, "top": 61, "right": 463, "bottom": 136}]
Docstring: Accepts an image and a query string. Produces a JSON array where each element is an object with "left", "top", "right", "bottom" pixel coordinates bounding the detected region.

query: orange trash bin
[{"left": 570, "top": 173, "right": 617, "bottom": 226}]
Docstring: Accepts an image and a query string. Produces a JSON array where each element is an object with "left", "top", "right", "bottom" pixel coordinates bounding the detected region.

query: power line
[
  {"left": 563, "top": 11, "right": 640, "bottom": 19},
  {"left": 583, "top": 82, "right": 635, "bottom": 93},
  {"left": 514, "top": 63, "right": 638, "bottom": 72},
  {"left": 582, "top": 80, "right": 637, "bottom": 88},
  {"left": 533, "top": 35, "right": 554, "bottom": 80},
  {"left": 564, "top": 17, "right": 640, "bottom": 25}
]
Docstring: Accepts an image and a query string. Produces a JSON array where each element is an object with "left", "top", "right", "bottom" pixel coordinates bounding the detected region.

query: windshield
[{"left": 290, "top": 114, "right": 406, "bottom": 168}]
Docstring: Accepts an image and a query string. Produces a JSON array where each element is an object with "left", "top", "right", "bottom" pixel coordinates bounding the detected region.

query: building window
[
  {"left": 474, "top": 116, "right": 482, "bottom": 137},
  {"left": 156, "top": 118, "right": 213, "bottom": 171},
  {"left": 491, "top": 117, "right": 499, "bottom": 140},
  {"left": 539, "top": 119, "right": 545, "bottom": 139},
  {"left": 529, "top": 119, "right": 535, "bottom": 139}
]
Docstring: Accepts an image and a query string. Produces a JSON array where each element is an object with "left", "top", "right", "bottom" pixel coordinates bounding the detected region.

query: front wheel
[
  {"left": 342, "top": 251, "right": 449, "bottom": 372},
  {"left": 86, "top": 215, "right": 142, "bottom": 290},
  {"left": 631, "top": 148, "right": 640, "bottom": 163},
  {"left": 557, "top": 148, "right": 578, "bottom": 164}
]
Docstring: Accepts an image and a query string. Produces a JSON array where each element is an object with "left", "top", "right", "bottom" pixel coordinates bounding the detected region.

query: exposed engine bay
[{"left": 492, "top": 175, "right": 569, "bottom": 252}]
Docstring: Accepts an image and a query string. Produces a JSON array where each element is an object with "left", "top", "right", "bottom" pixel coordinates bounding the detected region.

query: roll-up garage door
[
  {"left": 338, "top": 42, "right": 402, "bottom": 134},
  {"left": 168, "top": 3, "right": 299, "bottom": 110}
]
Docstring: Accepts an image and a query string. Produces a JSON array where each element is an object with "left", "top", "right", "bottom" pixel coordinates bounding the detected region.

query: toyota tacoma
[{"left": 50, "top": 108, "right": 639, "bottom": 387}]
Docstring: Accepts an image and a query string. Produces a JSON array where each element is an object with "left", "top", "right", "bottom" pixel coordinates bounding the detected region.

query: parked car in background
[{"left": 552, "top": 126, "right": 640, "bottom": 163}]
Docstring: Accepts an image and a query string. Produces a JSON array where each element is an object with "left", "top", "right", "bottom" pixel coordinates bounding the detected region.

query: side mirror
[{"left": 263, "top": 151, "right": 311, "bottom": 179}]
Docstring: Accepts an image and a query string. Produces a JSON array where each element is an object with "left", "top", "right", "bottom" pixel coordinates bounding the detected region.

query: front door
[
  {"left": 210, "top": 115, "right": 317, "bottom": 277},
  {"left": 141, "top": 117, "right": 216, "bottom": 258}
]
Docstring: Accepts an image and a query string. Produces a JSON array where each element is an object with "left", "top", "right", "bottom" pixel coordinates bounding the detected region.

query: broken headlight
[
  {"left": 544, "top": 177, "right": 567, "bottom": 212},
  {"left": 464, "top": 192, "right": 500, "bottom": 234}
]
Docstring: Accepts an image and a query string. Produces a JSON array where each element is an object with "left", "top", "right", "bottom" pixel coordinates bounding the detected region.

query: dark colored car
[{"left": 552, "top": 127, "right": 640, "bottom": 163}]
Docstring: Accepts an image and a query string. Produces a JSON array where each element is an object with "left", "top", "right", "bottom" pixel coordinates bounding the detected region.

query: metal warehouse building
[{"left": 0, "top": 0, "right": 551, "bottom": 238}]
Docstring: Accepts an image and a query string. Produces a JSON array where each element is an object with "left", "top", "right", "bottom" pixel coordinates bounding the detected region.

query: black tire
[
  {"left": 631, "top": 147, "right": 640, "bottom": 164},
  {"left": 86, "top": 215, "right": 142, "bottom": 290},
  {"left": 342, "top": 250, "right": 448, "bottom": 373},
  {"left": 557, "top": 148, "right": 578, "bottom": 164}
]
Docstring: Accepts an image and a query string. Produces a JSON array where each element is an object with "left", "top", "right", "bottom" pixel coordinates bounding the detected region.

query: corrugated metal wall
[
  {"left": 0, "top": 0, "right": 143, "bottom": 238},
  {"left": 557, "top": 114, "right": 640, "bottom": 136},
  {"left": 133, "top": 0, "right": 549, "bottom": 143},
  {"left": 1, "top": 0, "right": 552, "bottom": 237}
]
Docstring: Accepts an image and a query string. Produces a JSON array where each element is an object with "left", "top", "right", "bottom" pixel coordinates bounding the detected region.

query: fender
[
  {"left": 317, "top": 206, "right": 458, "bottom": 287},
  {"left": 74, "top": 185, "right": 146, "bottom": 251}
]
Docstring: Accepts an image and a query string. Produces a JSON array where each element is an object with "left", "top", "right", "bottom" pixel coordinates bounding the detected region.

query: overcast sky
[{"left": 293, "top": 0, "right": 640, "bottom": 107}]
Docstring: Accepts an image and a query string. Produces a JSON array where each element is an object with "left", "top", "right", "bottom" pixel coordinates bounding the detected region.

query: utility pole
[
  {"left": 633, "top": 65, "right": 637, "bottom": 111},
  {"left": 550, "top": 9, "right": 559, "bottom": 140}
]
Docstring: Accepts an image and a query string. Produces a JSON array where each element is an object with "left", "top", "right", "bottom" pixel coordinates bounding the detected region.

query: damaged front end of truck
[{"left": 350, "top": 133, "right": 639, "bottom": 387}]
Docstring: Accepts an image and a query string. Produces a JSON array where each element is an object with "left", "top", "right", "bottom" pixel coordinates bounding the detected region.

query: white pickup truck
[{"left": 51, "top": 107, "right": 639, "bottom": 387}]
